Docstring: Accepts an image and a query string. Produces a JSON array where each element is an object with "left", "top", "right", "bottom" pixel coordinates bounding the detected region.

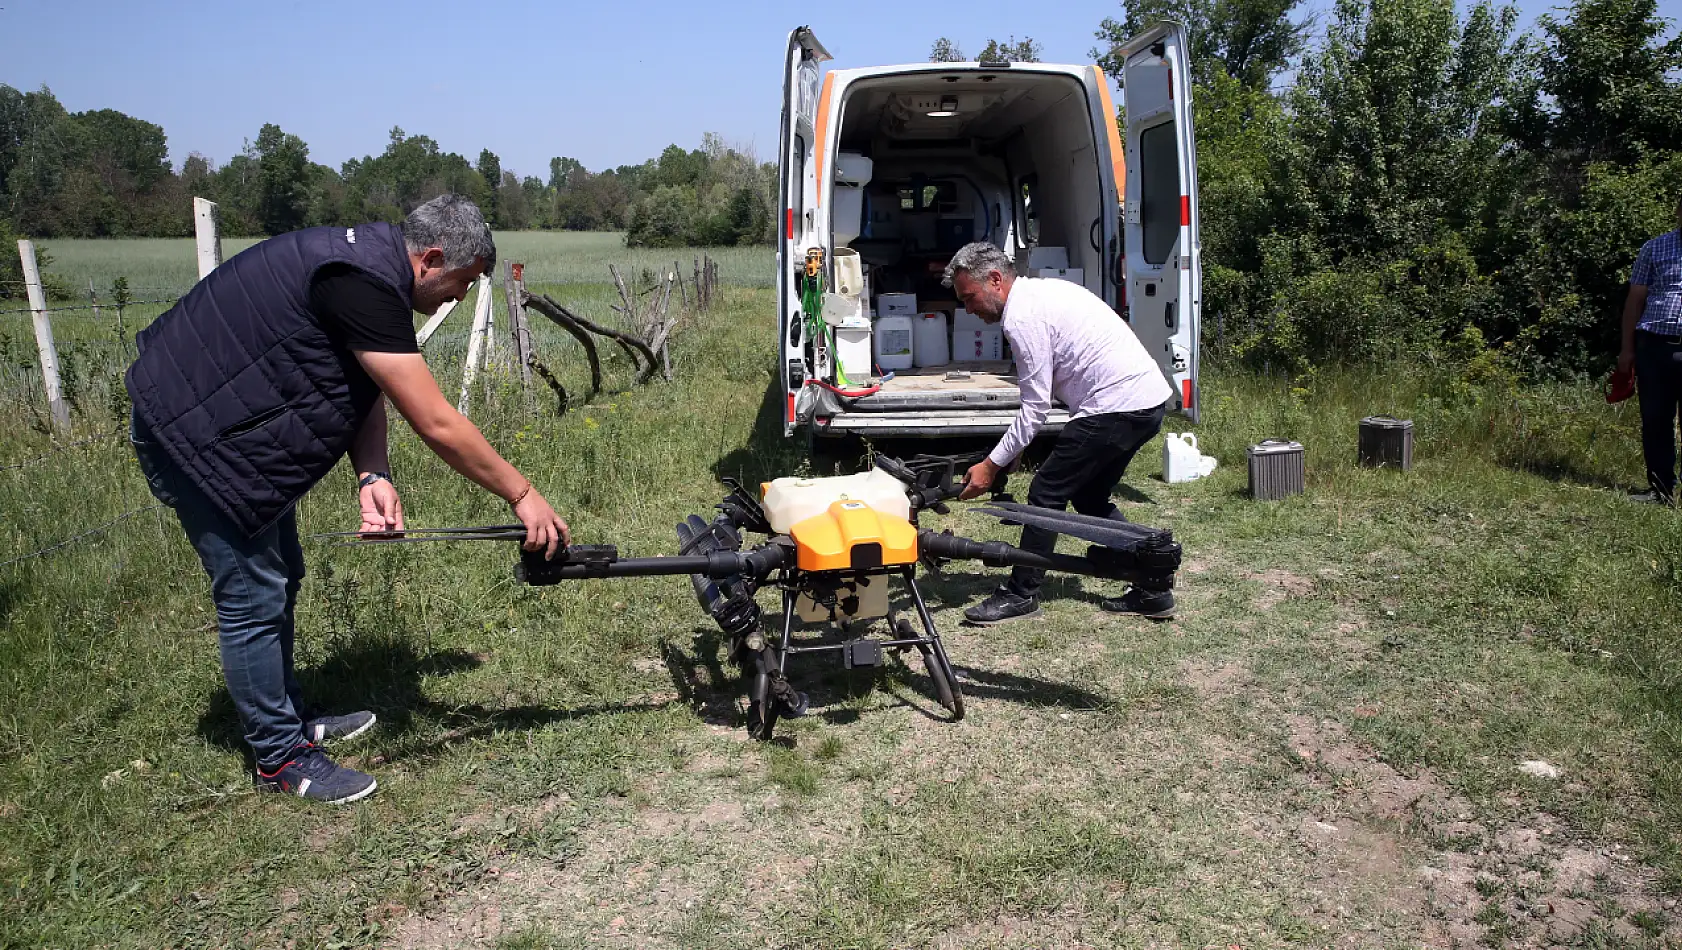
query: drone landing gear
[{"left": 743, "top": 568, "right": 964, "bottom": 741}]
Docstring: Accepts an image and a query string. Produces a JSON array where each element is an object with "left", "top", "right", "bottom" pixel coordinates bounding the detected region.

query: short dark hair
[{"left": 402, "top": 194, "right": 496, "bottom": 273}]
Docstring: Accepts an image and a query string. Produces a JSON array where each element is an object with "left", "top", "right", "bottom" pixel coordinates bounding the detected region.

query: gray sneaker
[
  {"left": 303, "top": 711, "right": 376, "bottom": 744},
  {"left": 1629, "top": 490, "right": 1676, "bottom": 506}
]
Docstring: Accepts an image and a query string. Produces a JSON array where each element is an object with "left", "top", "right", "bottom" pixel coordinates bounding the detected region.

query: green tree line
[
  {"left": 0, "top": 87, "right": 774, "bottom": 251},
  {"left": 1097, "top": 0, "right": 1682, "bottom": 377}
]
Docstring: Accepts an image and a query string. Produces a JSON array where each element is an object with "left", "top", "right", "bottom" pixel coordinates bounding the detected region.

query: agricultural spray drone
[{"left": 324, "top": 456, "right": 1182, "bottom": 740}]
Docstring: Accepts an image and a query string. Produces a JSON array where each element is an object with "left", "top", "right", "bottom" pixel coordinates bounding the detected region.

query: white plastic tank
[
  {"left": 1163, "top": 432, "right": 1219, "bottom": 483},
  {"left": 912, "top": 312, "right": 950, "bottom": 367},
  {"left": 762, "top": 469, "right": 912, "bottom": 533},
  {"left": 873, "top": 314, "right": 914, "bottom": 371},
  {"left": 833, "top": 317, "right": 873, "bottom": 381},
  {"left": 832, "top": 248, "right": 865, "bottom": 298}
]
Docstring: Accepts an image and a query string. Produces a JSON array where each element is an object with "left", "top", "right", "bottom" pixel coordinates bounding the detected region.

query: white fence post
[
  {"left": 415, "top": 297, "right": 459, "bottom": 348},
  {"left": 17, "top": 240, "right": 70, "bottom": 432},
  {"left": 457, "top": 277, "right": 492, "bottom": 414},
  {"left": 193, "top": 197, "right": 222, "bottom": 280}
]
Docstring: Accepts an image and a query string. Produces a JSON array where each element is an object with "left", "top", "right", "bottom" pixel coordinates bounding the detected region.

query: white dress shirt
[{"left": 989, "top": 277, "right": 1173, "bottom": 467}]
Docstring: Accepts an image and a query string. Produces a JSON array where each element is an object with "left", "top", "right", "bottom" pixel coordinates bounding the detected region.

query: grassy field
[
  {"left": 36, "top": 231, "right": 774, "bottom": 299},
  {"left": 2, "top": 247, "right": 1681, "bottom": 947}
]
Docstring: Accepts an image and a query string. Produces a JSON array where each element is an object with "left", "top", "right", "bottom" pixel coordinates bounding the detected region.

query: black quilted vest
[{"left": 125, "top": 223, "right": 414, "bottom": 537}]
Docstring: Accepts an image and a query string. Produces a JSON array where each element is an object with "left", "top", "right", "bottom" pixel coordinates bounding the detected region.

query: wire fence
[
  {"left": 0, "top": 428, "right": 126, "bottom": 472},
  {"left": 0, "top": 299, "right": 182, "bottom": 316},
  {"left": 0, "top": 504, "right": 165, "bottom": 570}
]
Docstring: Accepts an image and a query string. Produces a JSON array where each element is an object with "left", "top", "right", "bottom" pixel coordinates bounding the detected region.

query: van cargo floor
[{"left": 876, "top": 362, "right": 1018, "bottom": 393}]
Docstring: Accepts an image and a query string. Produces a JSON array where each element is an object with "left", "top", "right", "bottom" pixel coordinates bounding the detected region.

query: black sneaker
[
  {"left": 303, "top": 711, "right": 376, "bottom": 745},
  {"left": 963, "top": 587, "right": 1042, "bottom": 625},
  {"left": 256, "top": 744, "right": 378, "bottom": 805},
  {"left": 1101, "top": 587, "right": 1176, "bottom": 620}
]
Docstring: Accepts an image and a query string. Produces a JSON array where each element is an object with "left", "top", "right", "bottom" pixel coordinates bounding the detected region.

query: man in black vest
[{"left": 127, "top": 194, "right": 567, "bottom": 804}]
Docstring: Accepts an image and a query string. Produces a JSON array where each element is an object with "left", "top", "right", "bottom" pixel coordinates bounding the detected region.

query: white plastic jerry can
[{"left": 1162, "top": 432, "right": 1216, "bottom": 483}]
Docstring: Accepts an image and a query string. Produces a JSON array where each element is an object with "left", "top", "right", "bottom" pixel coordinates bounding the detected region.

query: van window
[
  {"left": 1018, "top": 175, "right": 1040, "bottom": 246},
  {"left": 897, "top": 181, "right": 957, "bottom": 213},
  {"left": 1139, "top": 122, "right": 1178, "bottom": 265}
]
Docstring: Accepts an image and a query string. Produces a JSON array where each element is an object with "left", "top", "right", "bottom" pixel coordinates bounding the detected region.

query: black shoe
[
  {"left": 256, "top": 744, "right": 378, "bottom": 805},
  {"left": 963, "top": 587, "right": 1042, "bottom": 625},
  {"left": 1101, "top": 587, "right": 1176, "bottom": 619}
]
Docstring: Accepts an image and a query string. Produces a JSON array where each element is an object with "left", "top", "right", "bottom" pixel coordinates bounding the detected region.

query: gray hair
[
  {"left": 402, "top": 194, "right": 497, "bottom": 273},
  {"left": 942, "top": 242, "right": 1016, "bottom": 287}
]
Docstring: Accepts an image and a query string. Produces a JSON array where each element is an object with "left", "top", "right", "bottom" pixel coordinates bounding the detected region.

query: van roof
[{"left": 827, "top": 62, "right": 1095, "bottom": 81}]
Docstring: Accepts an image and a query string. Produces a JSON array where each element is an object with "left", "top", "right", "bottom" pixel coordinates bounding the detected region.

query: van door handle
[{"left": 1089, "top": 218, "right": 1102, "bottom": 252}]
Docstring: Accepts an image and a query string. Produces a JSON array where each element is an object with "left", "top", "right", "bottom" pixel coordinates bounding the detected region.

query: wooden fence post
[
  {"left": 193, "top": 197, "right": 222, "bottom": 280},
  {"left": 503, "top": 260, "right": 532, "bottom": 388},
  {"left": 457, "top": 276, "right": 493, "bottom": 413},
  {"left": 17, "top": 240, "right": 70, "bottom": 432}
]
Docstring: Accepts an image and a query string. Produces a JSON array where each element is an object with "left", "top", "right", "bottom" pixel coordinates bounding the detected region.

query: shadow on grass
[
  {"left": 196, "top": 637, "right": 674, "bottom": 767},
  {"left": 1495, "top": 444, "right": 1632, "bottom": 492},
  {"left": 713, "top": 379, "right": 806, "bottom": 487},
  {"left": 657, "top": 606, "right": 1114, "bottom": 739},
  {"left": 914, "top": 567, "right": 1093, "bottom": 611}
]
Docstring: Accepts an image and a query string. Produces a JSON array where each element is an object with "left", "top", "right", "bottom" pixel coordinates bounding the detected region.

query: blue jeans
[{"left": 131, "top": 415, "right": 308, "bottom": 769}]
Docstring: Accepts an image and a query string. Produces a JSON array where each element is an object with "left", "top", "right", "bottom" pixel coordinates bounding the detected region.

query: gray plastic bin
[
  {"left": 1248, "top": 440, "right": 1305, "bottom": 500},
  {"left": 1358, "top": 416, "right": 1414, "bottom": 470}
]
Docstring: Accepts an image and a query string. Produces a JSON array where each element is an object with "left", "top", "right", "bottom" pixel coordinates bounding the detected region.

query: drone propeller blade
[{"left": 971, "top": 505, "right": 1167, "bottom": 551}]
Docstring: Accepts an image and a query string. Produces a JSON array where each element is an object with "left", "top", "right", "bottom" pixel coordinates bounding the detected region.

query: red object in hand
[{"left": 1608, "top": 367, "right": 1636, "bottom": 404}]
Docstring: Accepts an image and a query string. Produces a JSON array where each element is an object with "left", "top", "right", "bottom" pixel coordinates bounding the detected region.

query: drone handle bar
[{"left": 519, "top": 543, "right": 790, "bottom": 587}]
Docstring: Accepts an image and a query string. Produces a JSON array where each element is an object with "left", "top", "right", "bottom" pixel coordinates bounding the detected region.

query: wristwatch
[{"left": 358, "top": 472, "right": 393, "bottom": 489}]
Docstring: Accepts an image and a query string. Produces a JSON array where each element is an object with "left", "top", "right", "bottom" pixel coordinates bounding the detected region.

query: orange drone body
[{"left": 788, "top": 501, "right": 918, "bottom": 572}]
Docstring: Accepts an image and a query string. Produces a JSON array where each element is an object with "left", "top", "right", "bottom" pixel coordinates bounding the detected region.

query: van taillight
[
  {"left": 1182, "top": 379, "right": 1193, "bottom": 408},
  {"left": 786, "top": 209, "right": 793, "bottom": 238}
]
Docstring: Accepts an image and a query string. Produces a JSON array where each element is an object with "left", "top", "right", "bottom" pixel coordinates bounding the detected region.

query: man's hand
[
  {"left": 1618, "top": 347, "right": 1636, "bottom": 376},
  {"left": 513, "top": 487, "right": 571, "bottom": 560},
  {"left": 960, "top": 458, "right": 1002, "bottom": 500},
  {"left": 358, "top": 479, "right": 405, "bottom": 534}
]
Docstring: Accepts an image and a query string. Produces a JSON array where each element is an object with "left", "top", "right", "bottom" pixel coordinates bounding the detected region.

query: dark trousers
[
  {"left": 1008, "top": 401, "right": 1168, "bottom": 599},
  {"left": 1636, "top": 329, "right": 1682, "bottom": 500}
]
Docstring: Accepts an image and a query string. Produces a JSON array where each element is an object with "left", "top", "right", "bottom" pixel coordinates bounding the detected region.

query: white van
[{"left": 777, "top": 24, "right": 1203, "bottom": 445}]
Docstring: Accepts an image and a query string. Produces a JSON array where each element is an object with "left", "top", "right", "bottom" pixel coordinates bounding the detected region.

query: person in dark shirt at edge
[{"left": 126, "top": 195, "right": 568, "bottom": 805}]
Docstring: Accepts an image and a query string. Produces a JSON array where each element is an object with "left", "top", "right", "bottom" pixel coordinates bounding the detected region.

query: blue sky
[{"left": 1, "top": 0, "right": 1584, "bottom": 180}]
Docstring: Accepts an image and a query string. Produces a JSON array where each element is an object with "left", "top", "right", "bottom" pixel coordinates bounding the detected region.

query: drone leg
[
  {"left": 746, "top": 589, "right": 807, "bottom": 741},
  {"left": 905, "top": 567, "right": 965, "bottom": 721}
]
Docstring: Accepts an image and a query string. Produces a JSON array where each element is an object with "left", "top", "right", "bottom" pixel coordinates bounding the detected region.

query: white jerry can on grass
[{"left": 1163, "top": 432, "right": 1217, "bottom": 483}]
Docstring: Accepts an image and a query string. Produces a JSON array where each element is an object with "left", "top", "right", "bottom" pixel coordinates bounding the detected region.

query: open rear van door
[
  {"left": 1120, "top": 23, "right": 1202, "bottom": 422},
  {"left": 778, "top": 27, "right": 831, "bottom": 436}
]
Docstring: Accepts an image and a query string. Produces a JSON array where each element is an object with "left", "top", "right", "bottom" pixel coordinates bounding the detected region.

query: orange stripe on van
[
  {"left": 1093, "top": 68, "right": 1126, "bottom": 205},
  {"left": 1183, "top": 378, "right": 1193, "bottom": 408},
  {"left": 813, "top": 73, "right": 835, "bottom": 207},
  {"left": 1180, "top": 195, "right": 1190, "bottom": 226},
  {"left": 787, "top": 392, "right": 796, "bottom": 423}
]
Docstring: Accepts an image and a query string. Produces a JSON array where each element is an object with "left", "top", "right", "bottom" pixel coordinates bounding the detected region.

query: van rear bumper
[{"left": 814, "top": 408, "right": 1070, "bottom": 438}]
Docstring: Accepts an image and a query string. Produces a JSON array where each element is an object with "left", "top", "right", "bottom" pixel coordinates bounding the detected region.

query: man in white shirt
[{"left": 946, "top": 242, "right": 1176, "bottom": 624}]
